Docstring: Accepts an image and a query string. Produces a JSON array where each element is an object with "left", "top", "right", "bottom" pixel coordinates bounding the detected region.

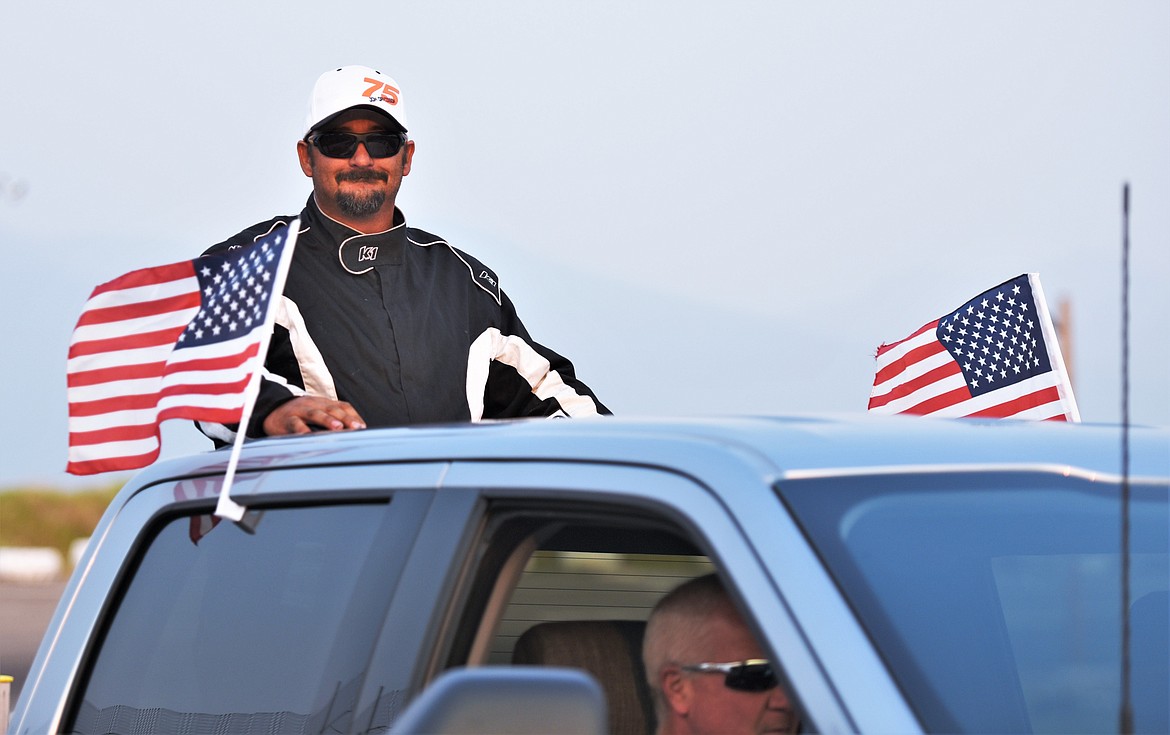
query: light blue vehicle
[{"left": 10, "top": 415, "right": 1168, "bottom": 733}]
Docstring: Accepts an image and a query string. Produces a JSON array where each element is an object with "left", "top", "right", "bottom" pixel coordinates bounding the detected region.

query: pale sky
[{"left": 2, "top": 2, "right": 1167, "bottom": 488}]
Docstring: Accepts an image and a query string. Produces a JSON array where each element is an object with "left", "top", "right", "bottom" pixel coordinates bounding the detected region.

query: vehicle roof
[{"left": 127, "top": 413, "right": 1170, "bottom": 491}]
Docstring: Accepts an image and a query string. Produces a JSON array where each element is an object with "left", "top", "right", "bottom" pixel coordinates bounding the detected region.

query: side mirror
[{"left": 388, "top": 666, "right": 607, "bottom": 735}]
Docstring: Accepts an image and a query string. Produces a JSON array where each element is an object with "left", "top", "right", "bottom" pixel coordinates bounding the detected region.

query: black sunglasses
[
  {"left": 681, "top": 659, "right": 778, "bottom": 692},
  {"left": 308, "top": 131, "right": 407, "bottom": 159}
]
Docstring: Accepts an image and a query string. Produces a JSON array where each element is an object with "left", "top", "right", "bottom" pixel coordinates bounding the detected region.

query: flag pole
[
  {"left": 214, "top": 221, "right": 300, "bottom": 522},
  {"left": 1029, "top": 273, "right": 1080, "bottom": 422},
  {"left": 213, "top": 361, "right": 266, "bottom": 522}
]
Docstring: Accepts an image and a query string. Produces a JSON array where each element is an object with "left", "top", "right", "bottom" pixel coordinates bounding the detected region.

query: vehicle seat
[{"left": 511, "top": 620, "right": 654, "bottom": 735}]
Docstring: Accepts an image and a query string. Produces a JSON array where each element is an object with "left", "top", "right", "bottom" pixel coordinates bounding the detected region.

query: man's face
[
  {"left": 672, "top": 609, "right": 798, "bottom": 735},
  {"left": 297, "top": 109, "right": 414, "bottom": 228}
]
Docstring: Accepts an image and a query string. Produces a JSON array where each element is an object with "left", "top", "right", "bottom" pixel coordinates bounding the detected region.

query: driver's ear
[{"left": 660, "top": 665, "right": 693, "bottom": 717}]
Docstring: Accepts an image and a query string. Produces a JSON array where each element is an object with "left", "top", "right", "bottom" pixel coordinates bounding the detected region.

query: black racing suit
[{"left": 198, "top": 196, "right": 608, "bottom": 443}]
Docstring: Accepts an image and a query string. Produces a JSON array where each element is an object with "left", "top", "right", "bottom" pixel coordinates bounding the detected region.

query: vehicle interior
[{"left": 439, "top": 506, "right": 718, "bottom": 735}]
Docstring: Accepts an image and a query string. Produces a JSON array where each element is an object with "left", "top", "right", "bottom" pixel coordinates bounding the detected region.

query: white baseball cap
[{"left": 305, "top": 65, "right": 409, "bottom": 136}]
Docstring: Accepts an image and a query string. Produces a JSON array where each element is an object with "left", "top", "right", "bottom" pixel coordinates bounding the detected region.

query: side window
[
  {"left": 438, "top": 509, "right": 772, "bottom": 735},
  {"left": 66, "top": 501, "right": 411, "bottom": 735},
  {"left": 489, "top": 549, "right": 714, "bottom": 664}
]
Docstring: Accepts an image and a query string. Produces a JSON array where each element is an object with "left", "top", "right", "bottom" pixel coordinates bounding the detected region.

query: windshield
[{"left": 777, "top": 471, "right": 1168, "bottom": 734}]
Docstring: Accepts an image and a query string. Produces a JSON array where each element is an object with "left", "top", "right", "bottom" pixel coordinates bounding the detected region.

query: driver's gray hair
[{"left": 642, "top": 574, "right": 736, "bottom": 719}]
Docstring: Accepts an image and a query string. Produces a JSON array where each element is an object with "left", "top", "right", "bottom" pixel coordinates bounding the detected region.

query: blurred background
[{"left": 2, "top": 2, "right": 1167, "bottom": 492}]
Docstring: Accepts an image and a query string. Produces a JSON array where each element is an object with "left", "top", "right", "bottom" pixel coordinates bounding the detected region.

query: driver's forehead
[{"left": 702, "top": 609, "right": 766, "bottom": 660}]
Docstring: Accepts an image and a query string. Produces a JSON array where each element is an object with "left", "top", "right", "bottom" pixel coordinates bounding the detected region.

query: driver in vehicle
[{"left": 643, "top": 574, "right": 800, "bottom": 735}]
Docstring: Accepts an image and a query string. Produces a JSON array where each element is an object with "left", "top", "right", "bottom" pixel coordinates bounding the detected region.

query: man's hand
[{"left": 262, "top": 396, "right": 367, "bottom": 436}]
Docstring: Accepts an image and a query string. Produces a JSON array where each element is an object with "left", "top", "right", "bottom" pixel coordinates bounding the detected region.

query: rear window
[
  {"left": 777, "top": 472, "right": 1169, "bottom": 734},
  {"left": 489, "top": 550, "right": 713, "bottom": 663},
  {"left": 67, "top": 502, "right": 402, "bottom": 735}
]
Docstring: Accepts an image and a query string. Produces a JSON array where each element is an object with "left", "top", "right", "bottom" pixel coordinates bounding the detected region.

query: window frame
[
  {"left": 51, "top": 461, "right": 450, "bottom": 735},
  {"left": 391, "top": 458, "right": 883, "bottom": 734}
]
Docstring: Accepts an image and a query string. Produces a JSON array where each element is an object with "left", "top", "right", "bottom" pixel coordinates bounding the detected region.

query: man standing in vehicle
[
  {"left": 644, "top": 575, "right": 800, "bottom": 735},
  {"left": 200, "top": 65, "right": 608, "bottom": 444}
]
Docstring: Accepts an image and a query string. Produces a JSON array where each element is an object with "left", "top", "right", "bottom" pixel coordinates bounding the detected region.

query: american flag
[
  {"left": 868, "top": 274, "right": 1079, "bottom": 421},
  {"left": 66, "top": 226, "right": 297, "bottom": 474}
]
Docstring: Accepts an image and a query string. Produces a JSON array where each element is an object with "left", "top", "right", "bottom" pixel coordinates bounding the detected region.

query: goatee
[
  {"left": 336, "top": 190, "right": 387, "bottom": 217},
  {"left": 335, "top": 170, "right": 388, "bottom": 216}
]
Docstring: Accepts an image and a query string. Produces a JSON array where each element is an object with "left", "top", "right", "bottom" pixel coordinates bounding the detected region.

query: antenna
[{"left": 1118, "top": 182, "right": 1133, "bottom": 735}]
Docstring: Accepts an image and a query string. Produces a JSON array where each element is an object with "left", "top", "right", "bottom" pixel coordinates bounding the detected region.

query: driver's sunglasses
[
  {"left": 681, "top": 659, "right": 778, "bottom": 692},
  {"left": 308, "top": 131, "right": 407, "bottom": 159}
]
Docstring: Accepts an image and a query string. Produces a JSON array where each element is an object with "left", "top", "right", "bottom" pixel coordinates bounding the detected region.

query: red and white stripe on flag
[
  {"left": 66, "top": 229, "right": 292, "bottom": 474},
  {"left": 868, "top": 273, "right": 1079, "bottom": 422}
]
